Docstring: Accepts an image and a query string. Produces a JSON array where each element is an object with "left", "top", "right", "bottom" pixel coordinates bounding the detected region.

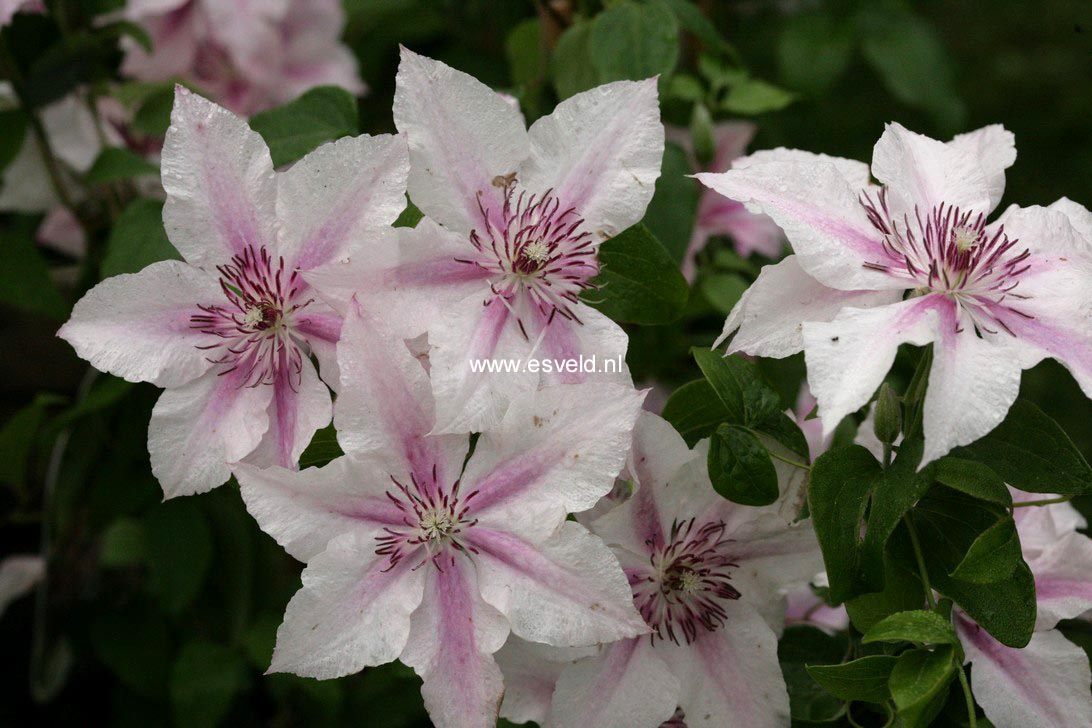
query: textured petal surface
[
  {"left": 803, "top": 295, "right": 944, "bottom": 436},
  {"left": 148, "top": 367, "right": 272, "bottom": 498},
  {"left": 947, "top": 124, "right": 1016, "bottom": 211},
  {"left": 58, "top": 260, "right": 221, "bottom": 388},
  {"left": 275, "top": 133, "right": 408, "bottom": 270},
  {"left": 662, "top": 601, "right": 790, "bottom": 728},
  {"left": 522, "top": 78, "right": 663, "bottom": 236},
  {"left": 468, "top": 521, "right": 649, "bottom": 647},
  {"left": 549, "top": 639, "right": 680, "bottom": 728},
  {"left": 246, "top": 356, "right": 332, "bottom": 469},
  {"left": 695, "top": 162, "right": 896, "bottom": 291},
  {"left": 234, "top": 455, "right": 403, "bottom": 562},
  {"left": 161, "top": 86, "right": 277, "bottom": 268},
  {"left": 495, "top": 637, "right": 596, "bottom": 725},
  {"left": 958, "top": 616, "right": 1092, "bottom": 728},
  {"left": 461, "top": 382, "right": 644, "bottom": 540},
  {"left": 400, "top": 554, "right": 509, "bottom": 728},
  {"left": 393, "top": 48, "right": 529, "bottom": 234},
  {"left": 269, "top": 533, "right": 425, "bottom": 679},
  {"left": 716, "top": 255, "right": 900, "bottom": 356}
]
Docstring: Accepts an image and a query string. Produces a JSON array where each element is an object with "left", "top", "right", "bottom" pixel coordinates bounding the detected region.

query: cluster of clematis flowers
[
  {"left": 119, "top": 0, "right": 364, "bottom": 116},
  {"left": 701, "top": 123, "right": 1092, "bottom": 466},
  {"left": 57, "top": 50, "right": 827, "bottom": 727}
]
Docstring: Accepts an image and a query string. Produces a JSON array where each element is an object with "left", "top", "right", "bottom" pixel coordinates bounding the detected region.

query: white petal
[
  {"left": 921, "top": 307, "right": 1024, "bottom": 466},
  {"left": 234, "top": 455, "right": 403, "bottom": 562},
  {"left": 871, "top": 122, "right": 998, "bottom": 215},
  {"left": 334, "top": 299, "right": 468, "bottom": 488},
  {"left": 275, "top": 132, "right": 409, "bottom": 270},
  {"left": 734, "top": 147, "right": 873, "bottom": 188},
  {"left": 269, "top": 533, "right": 425, "bottom": 679},
  {"left": 522, "top": 78, "right": 663, "bottom": 236},
  {"left": 58, "top": 260, "right": 221, "bottom": 388},
  {"left": 525, "top": 301, "right": 632, "bottom": 387},
  {"left": 716, "top": 255, "right": 901, "bottom": 357},
  {"left": 1049, "top": 197, "right": 1092, "bottom": 244},
  {"left": 148, "top": 367, "right": 272, "bottom": 498},
  {"left": 803, "top": 295, "right": 944, "bottom": 436},
  {"left": 694, "top": 161, "right": 897, "bottom": 291},
  {"left": 661, "top": 601, "right": 790, "bottom": 728},
  {"left": 958, "top": 616, "right": 1092, "bottom": 728},
  {"left": 948, "top": 124, "right": 1016, "bottom": 212},
  {"left": 550, "top": 639, "right": 680, "bottom": 728},
  {"left": 161, "top": 86, "right": 277, "bottom": 268},
  {"left": 495, "top": 637, "right": 597, "bottom": 725},
  {"left": 1029, "top": 531, "right": 1092, "bottom": 630},
  {"left": 0, "top": 555, "right": 44, "bottom": 618},
  {"left": 461, "top": 381, "right": 644, "bottom": 540},
  {"left": 468, "top": 521, "right": 649, "bottom": 647},
  {"left": 400, "top": 554, "right": 509, "bottom": 728},
  {"left": 393, "top": 48, "right": 529, "bottom": 234}
]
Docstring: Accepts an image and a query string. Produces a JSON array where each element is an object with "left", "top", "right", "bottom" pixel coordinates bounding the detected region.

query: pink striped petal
[
  {"left": 468, "top": 522, "right": 649, "bottom": 647},
  {"left": 58, "top": 260, "right": 222, "bottom": 388},
  {"left": 661, "top": 600, "right": 790, "bottom": 728},
  {"left": 717, "top": 255, "right": 901, "bottom": 357},
  {"left": 161, "top": 86, "right": 278, "bottom": 269},
  {"left": 958, "top": 615, "right": 1092, "bottom": 728},
  {"left": 550, "top": 639, "right": 680, "bottom": 728},
  {"left": 393, "top": 48, "right": 529, "bottom": 235},
  {"left": 400, "top": 553, "right": 509, "bottom": 728},
  {"left": 148, "top": 365, "right": 272, "bottom": 498},
  {"left": 270, "top": 533, "right": 425, "bottom": 679},
  {"left": 276, "top": 132, "right": 408, "bottom": 271},
  {"left": 1029, "top": 531, "right": 1092, "bottom": 630},
  {"left": 244, "top": 355, "right": 331, "bottom": 469}
]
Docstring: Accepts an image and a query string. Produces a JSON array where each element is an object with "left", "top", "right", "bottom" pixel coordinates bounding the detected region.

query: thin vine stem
[
  {"left": 767, "top": 449, "right": 811, "bottom": 471},
  {"left": 1012, "top": 494, "right": 1073, "bottom": 508},
  {"left": 902, "top": 513, "right": 937, "bottom": 610},
  {"left": 956, "top": 664, "right": 978, "bottom": 728}
]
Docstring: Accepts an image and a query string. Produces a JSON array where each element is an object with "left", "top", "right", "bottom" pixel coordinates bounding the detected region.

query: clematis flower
[
  {"left": 233, "top": 301, "right": 648, "bottom": 728},
  {"left": 120, "top": 0, "right": 365, "bottom": 116},
  {"left": 700, "top": 123, "right": 1092, "bottom": 465},
  {"left": 669, "top": 122, "right": 784, "bottom": 280},
  {"left": 307, "top": 48, "right": 664, "bottom": 433},
  {"left": 497, "top": 412, "right": 822, "bottom": 728},
  {"left": 955, "top": 491, "right": 1092, "bottom": 728},
  {"left": 784, "top": 572, "right": 849, "bottom": 634},
  {"left": 58, "top": 87, "right": 408, "bottom": 497}
]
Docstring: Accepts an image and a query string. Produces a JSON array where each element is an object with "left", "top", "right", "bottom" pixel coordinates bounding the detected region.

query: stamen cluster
[
  {"left": 375, "top": 466, "right": 480, "bottom": 571},
  {"left": 860, "top": 188, "right": 1034, "bottom": 335},
  {"left": 190, "top": 246, "right": 313, "bottom": 388},
  {"left": 632, "top": 518, "right": 741, "bottom": 645}
]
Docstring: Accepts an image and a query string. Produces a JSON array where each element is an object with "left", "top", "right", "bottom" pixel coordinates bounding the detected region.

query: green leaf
[
  {"left": 807, "top": 445, "right": 880, "bottom": 603},
  {"left": 95, "top": 19, "right": 154, "bottom": 53},
  {"left": 953, "top": 399, "right": 1092, "bottom": 495},
  {"left": 664, "top": 0, "right": 732, "bottom": 54},
  {"left": 170, "top": 641, "right": 249, "bottom": 728},
  {"left": 700, "top": 273, "right": 749, "bottom": 316},
  {"left": 506, "top": 18, "right": 546, "bottom": 90},
  {"left": 777, "top": 11, "right": 855, "bottom": 95},
  {"left": 862, "top": 610, "right": 959, "bottom": 646},
  {"left": 949, "top": 516, "right": 1022, "bottom": 584},
  {"left": 250, "top": 86, "right": 360, "bottom": 167},
  {"left": 858, "top": 6, "right": 965, "bottom": 132},
  {"left": 132, "top": 85, "right": 175, "bottom": 136},
  {"left": 720, "top": 76, "right": 795, "bottom": 115},
  {"left": 393, "top": 198, "right": 423, "bottom": 228},
  {"left": 888, "top": 646, "right": 956, "bottom": 728},
  {"left": 590, "top": 0, "right": 680, "bottom": 84},
  {"left": 90, "top": 604, "right": 172, "bottom": 698},
  {"left": 100, "top": 517, "right": 148, "bottom": 567},
  {"left": 46, "top": 375, "right": 134, "bottom": 434},
  {"left": 644, "top": 142, "right": 698, "bottom": 265},
  {"left": 144, "top": 499, "right": 213, "bottom": 615},
  {"left": 552, "top": 22, "right": 599, "bottom": 100},
  {"left": 778, "top": 626, "right": 848, "bottom": 723},
  {"left": 692, "top": 348, "right": 779, "bottom": 426},
  {"left": 101, "top": 198, "right": 182, "bottom": 278},
  {"left": 661, "top": 378, "right": 730, "bottom": 446},
  {"left": 0, "top": 393, "right": 63, "bottom": 492},
  {"left": 24, "top": 33, "right": 111, "bottom": 109},
  {"left": 807, "top": 655, "right": 897, "bottom": 704},
  {"left": 934, "top": 457, "right": 1012, "bottom": 505},
  {"left": 707, "top": 423, "right": 778, "bottom": 505},
  {"left": 846, "top": 554, "right": 923, "bottom": 633},
  {"left": 0, "top": 109, "right": 28, "bottom": 174},
  {"left": 0, "top": 222, "right": 67, "bottom": 319},
  {"left": 84, "top": 147, "right": 159, "bottom": 184},
  {"left": 299, "top": 424, "right": 344, "bottom": 469},
  {"left": 585, "top": 223, "right": 689, "bottom": 325}
]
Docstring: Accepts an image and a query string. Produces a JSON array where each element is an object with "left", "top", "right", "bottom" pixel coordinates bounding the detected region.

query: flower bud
[{"left": 874, "top": 383, "right": 902, "bottom": 445}]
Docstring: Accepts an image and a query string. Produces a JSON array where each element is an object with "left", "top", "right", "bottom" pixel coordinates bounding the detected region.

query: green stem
[
  {"left": 1012, "top": 494, "right": 1074, "bottom": 508},
  {"left": 767, "top": 450, "right": 811, "bottom": 471},
  {"left": 903, "top": 513, "right": 937, "bottom": 610},
  {"left": 957, "top": 664, "right": 978, "bottom": 728}
]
